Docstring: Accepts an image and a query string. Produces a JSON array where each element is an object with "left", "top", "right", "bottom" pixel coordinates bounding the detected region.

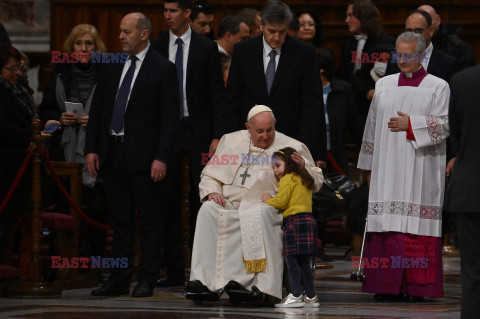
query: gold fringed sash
[{"left": 243, "top": 257, "right": 266, "bottom": 274}]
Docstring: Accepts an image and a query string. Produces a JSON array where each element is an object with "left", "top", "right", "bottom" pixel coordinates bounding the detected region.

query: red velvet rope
[
  {"left": 326, "top": 150, "right": 346, "bottom": 176},
  {"left": 43, "top": 152, "right": 110, "bottom": 230},
  {"left": 0, "top": 148, "right": 34, "bottom": 215}
]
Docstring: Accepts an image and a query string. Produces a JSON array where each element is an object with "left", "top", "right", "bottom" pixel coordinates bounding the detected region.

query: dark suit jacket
[
  {"left": 324, "top": 78, "right": 364, "bottom": 174},
  {"left": 338, "top": 33, "right": 395, "bottom": 82},
  {"left": 151, "top": 30, "right": 225, "bottom": 151},
  {"left": 444, "top": 64, "right": 480, "bottom": 213},
  {"left": 223, "top": 34, "right": 326, "bottom": 161},
  {"left": 85, "top": 47, "right": 180, "bottom": 171},
  {"left": 386, "top": 46, "right": 457, "bottom": 82}
]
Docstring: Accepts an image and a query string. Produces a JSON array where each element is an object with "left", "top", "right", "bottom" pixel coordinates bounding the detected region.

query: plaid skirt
[{"left": 283, "top": 212, "right": 318, "bottom": 256}]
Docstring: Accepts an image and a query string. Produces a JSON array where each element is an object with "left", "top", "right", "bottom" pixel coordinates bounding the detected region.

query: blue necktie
[
  {"left": 175, "top": 38, "right": 185, "bottom": 119},
  {"left": 111, "top": 56, "right": 138, "bottom": 133},
  {"left": 265, "top": 50, "right": 277, "bottom": 94}
]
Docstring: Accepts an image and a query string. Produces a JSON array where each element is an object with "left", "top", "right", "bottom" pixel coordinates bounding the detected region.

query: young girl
[{"left": 262, "top": 147, "right": 319, "bottom": 308}]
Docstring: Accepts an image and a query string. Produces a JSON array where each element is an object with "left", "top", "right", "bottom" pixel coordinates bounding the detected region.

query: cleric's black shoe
[
  {"left": 131, "top": 281, "right": 154, "bottom": 297},
  {"left": 91, "top": 280, "right": 129, "bottom": 296},
  {"left": 185, "top": 280, "right": 218, "bottom": 304},
  {"left": 404, "top": 295, "right": 425, "bottom": 302},
  {"left": 155, "top": 275, "right": 185, "bottom": 287},
  {"left": 373, "top": 293, "right": 404, "bottom": 301}
]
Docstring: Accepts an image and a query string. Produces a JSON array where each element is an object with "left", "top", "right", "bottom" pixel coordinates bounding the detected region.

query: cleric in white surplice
[
  {"left": 358, "top": 32, "right": 449, "bottom": 300},
  {"left": 184, "top": 105, "right": 323, "bottom": 304}
]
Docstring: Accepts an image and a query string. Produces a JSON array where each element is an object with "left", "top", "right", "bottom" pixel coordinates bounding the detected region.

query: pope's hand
[
  {"left": 291, "top": 152, "right": 305, "bottom": 168},
  {"left": 261, "top": 193, "right": 272, "bottom": 202},
  {"left": 208, "top": 192, "right": 226, "bottom": 207}
]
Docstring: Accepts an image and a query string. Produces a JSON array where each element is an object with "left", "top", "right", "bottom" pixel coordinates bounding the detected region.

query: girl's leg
[
  {"left": 284, "top": 255, "right": 302, "bottom": 297},
  {"left": 298, "top": 254, "right": 316, "bottom": 298}
]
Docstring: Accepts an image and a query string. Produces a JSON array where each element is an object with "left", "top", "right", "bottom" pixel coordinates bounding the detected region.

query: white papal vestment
[{"left": 190, "top": 130, "right": 323, "bottom": 298}]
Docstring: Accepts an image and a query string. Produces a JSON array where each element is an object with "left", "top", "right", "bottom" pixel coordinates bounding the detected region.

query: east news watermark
[
  {"left": 351, "top": 256, "right": 429, "bottom": 269},
  {"left": 51, "top": 51, "right": 129, "bottom": 64},
  {"left": 351, "top": 51, "right": 428, "bottom": 64},
  {"left": 51, "top": 256, "right": 128, "bottom": 269}
]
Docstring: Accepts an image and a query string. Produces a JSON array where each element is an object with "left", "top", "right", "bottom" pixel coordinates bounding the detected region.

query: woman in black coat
[
  {"left": 39, "top": 24, "right": 108, "bottom": 261},
  {"left": 0, "top": 44, "right": 57, "bottom": 262}
]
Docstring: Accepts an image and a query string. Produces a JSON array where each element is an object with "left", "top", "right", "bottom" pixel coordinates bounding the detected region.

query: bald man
[
  {"left": 385, "top": 9, "right": 456, "bottom": 82},
  {"left": 86, "top": 12, "right": 180, "bottom": 297},
  {"left": 418, "top": 4, "right": 475, "bottom": 71}
]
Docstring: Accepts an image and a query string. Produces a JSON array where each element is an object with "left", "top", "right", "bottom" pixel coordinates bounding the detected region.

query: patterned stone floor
[{"left": 0, "top": 246, "right": 461, "bottom": 318}]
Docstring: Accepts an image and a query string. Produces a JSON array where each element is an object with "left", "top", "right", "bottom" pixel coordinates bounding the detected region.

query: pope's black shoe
[
  {"left": 224, "top": 281, "right": 266, "bottom": 305},
  {"left": 90, "top": 280, "right": 129, "bottom": 297},
  {"left": 185, "top": 280, "right": 219, "bottom": 304},
  {"left": 132, "top": 281, "right": 154, "bottom": 297},
  {"left": 155, "top": 275, "right": 185, "bottom": 287}
]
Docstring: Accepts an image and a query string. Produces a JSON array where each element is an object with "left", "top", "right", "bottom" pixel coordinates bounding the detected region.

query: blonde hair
[{"left": 63, "top": 24, "right": 107, "bottom": 54}]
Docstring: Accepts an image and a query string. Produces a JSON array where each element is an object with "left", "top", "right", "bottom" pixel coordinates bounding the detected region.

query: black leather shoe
[
  {"left": 91, "top": 281, "right": 129, "bottom": 296},
  {"left": 185, "top": 280, "right": 210, "bottom": 293},
  {"left": 185, "top": 280, "right": 219, "bottom": 304},
  {"left": 132, "top": 281, "right": 154, "bottom": 297},
  {"left": 224, "top": 281, "right": 264, "bottom": 305},
  {"left": 155, "top": 275, "right": 185, "bottom": 287},
  {"left": 373, "top": 293, "right": 404, "bottom": 301},
  {"left": 404, "top": 295, "right": 424, "bottom": 302}
]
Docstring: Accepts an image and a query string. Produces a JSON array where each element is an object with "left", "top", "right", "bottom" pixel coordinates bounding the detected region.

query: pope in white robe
[
  {"left": 358, "top": 32, "right": 449, "bottom": 300},
  {"left": 186, "top": 105, "right": 323, "bottom": 302}
]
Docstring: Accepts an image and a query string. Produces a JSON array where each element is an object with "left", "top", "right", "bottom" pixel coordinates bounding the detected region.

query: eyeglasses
[
  {"left": 2, "top": 64, "right": 25, "bottom": 73},
  {"left": 405, "top": 27, "right": 429, "bottom": 34}
]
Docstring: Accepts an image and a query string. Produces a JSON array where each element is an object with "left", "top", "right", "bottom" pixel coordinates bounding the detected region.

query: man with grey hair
[
  {"left": 386, "top": 9, "right": 456, "bottom": 82},
  {"left": 222, "top": 0, "right": 327, "bottom": 168},
  {"left": 185, "top": 105, "right": 323, "bottom": 305},
  {"left": 358, "top": 31, "right": 450, "bottom": 302}
]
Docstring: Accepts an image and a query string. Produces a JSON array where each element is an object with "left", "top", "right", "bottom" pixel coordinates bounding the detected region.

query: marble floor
[{"left": 0, "top": 246, "right": 461, "bottom": 319}]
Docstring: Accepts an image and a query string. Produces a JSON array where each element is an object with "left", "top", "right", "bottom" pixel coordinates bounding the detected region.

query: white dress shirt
[
  {"left": 168, "top": 27, "right": 191, "bottom": 117},
  {"left": 422, "top": 42, "right": 434, "bottom": 71},
  {"left": 216, "top": 41, "right": 229, "bottom": 56},
  {"left": 111, "top": 42, "right": 150, "bottom": 136},
  {"left": 262, "top": 37, "right": 281, "bottom": 74}
]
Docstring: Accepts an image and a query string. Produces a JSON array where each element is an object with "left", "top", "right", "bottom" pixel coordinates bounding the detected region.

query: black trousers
[
  {"left": 160, "top": 119, "right": 203, "bottom": 278},
  {"left": 103, "top": 139, "right": 164, "bottom": 286},
  {"left": 456, "top": 213, "right": 480, "bottom": 319}
]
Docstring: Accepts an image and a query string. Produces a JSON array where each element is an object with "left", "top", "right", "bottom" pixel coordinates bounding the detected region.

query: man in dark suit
[
  {"left": 151, "top": 0, "right": 225, "bottom": 288},
  {"left": 223, "top": 0, "right": 326, "bottom": 166},
  {"left": 445, "top": 64, "right": 480, "bottom": 319},
  {"left": 85, "top": 12, "right": 179, "bottom": 297},
  {"left": 386, "top": 9, "right": 456, "bottom": 82},
  {"left": 418, "top": 5, "right": 476, "bottom": 72}
]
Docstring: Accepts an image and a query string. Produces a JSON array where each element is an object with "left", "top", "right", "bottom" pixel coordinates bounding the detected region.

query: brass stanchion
[{"left": 8, "top": 119, "right": 62, "bottom": 298}]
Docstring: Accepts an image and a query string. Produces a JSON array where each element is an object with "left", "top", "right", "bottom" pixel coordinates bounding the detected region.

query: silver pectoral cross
[{"left": 240, "top": 168, "right": 251, "bottom": 185}]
